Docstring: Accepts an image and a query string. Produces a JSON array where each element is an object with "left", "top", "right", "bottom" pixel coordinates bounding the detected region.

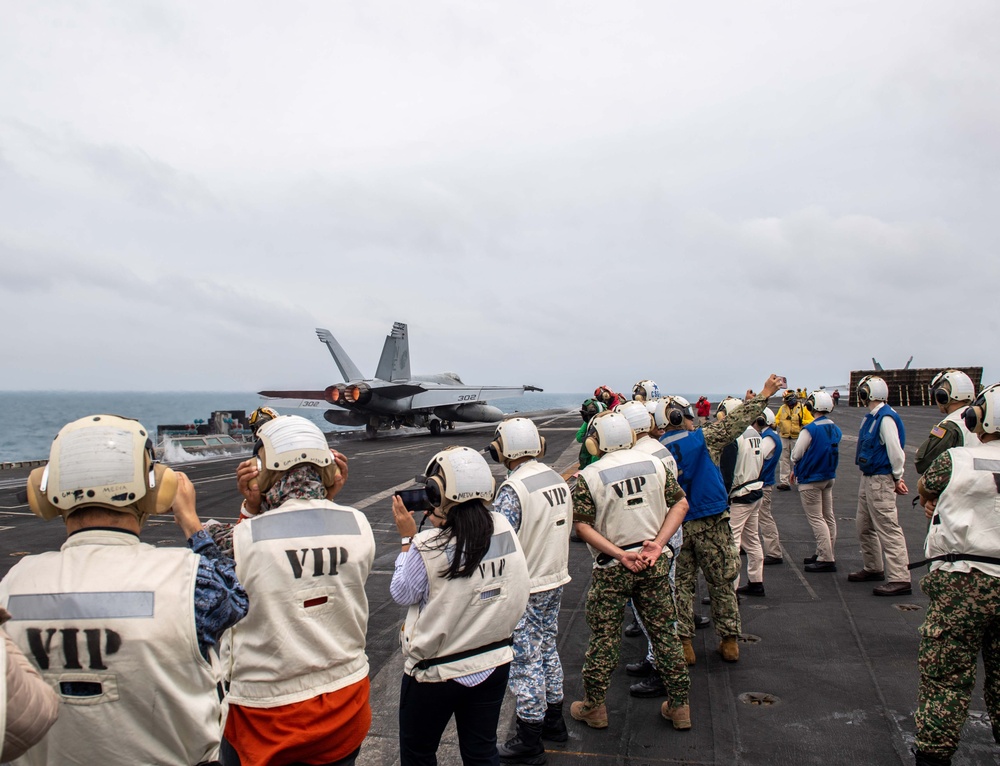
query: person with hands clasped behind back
[{"left": 391, "top": 446, "right": 530, "bottom": 766}]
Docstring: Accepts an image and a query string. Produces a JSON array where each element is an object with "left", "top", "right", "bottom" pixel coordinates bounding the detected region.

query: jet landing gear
[
  {"left": 366, "top": 421, "right": 379, "bottom": 438},
  {"left": 428, "top": 420, "right": 442, "bottom": 436}
]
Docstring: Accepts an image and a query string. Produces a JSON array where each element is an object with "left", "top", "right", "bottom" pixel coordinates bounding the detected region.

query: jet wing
[{"left": 259, "top": 389, "right": 328, "bottom": 400}]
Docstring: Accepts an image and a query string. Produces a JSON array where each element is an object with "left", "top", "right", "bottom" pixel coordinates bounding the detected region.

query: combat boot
[
  {"left": 570, "top": 699, "right": 608, "bottom": 729},
  {"left": 541, "top": 701, "right": 568, "bottom": 743},
  {"left": 719, "top": 636, "right": 739, "bottom": 662},
  {"left": 913, "top": 750, "right": 951, "bottom": 766},
  {"left": 681, "top": 637, "right": 696, "bottom": 665},
  {"left": 498, "top": 717, "right": 546, "bottom": 764},
  {"left": 661, "top": 702, "right": 692, "bottom": 730}
]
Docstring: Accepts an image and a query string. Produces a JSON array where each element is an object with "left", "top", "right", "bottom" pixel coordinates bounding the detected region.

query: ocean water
[{"left": 0, "top": 391, "right": 591, "bottom": 463}]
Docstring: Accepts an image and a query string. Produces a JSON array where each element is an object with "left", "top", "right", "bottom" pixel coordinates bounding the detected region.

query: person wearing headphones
[
  {"left": 246, "top": 405, "right": 279, "bottom": 435},
  {"left": 576, "top": 398, "right": 606, "bottom": 470},
  {"left": 632, "top": 380, "right": 660, "bottom": 403},
  {"left": 754, "top": 408, "right": 784, "bottom": 566},
  {"left": 391, "top": 446, "right": 530, "bottom": 766},
  {"left": 851, "top": 376, "right": 912, "bottom": 596},
  {"left": 913, "top": 383, "right": 1000, "bottom": 766},
  {"left": 915, "top": 370, "right": 981, "bottom": 476},
  {"left": 774, "top": 390, "right": 814, "bottom": 490},
  {"left": 0, "top": 414, "right": 249, "bottom": 766},
  {"left": 488, "top": 418, "right": 572, "bottom": 764},
  {"left": 792, "top": 391, "right": 843, "bottom": 573},
  {"left": 226, "top": 415, "right": 371, "bottom": 766},
  {"left": 657, "top": 375, "right": 783, "bottom": 665},
  {"left": 569, "top": 410, "right": 692, "bottom": 732}
]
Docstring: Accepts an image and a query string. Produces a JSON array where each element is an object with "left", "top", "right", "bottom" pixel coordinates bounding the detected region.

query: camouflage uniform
[
  {"left": 914, "top": 451, "right": 1000, "bottom": 759},
  {"left": 572, "top": 468, "right": 689, "bottom": 708}
]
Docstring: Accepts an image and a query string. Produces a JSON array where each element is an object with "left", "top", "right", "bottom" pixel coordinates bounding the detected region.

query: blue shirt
[{"left": 187, "top": 529, "right": 249, "bottom": 660}]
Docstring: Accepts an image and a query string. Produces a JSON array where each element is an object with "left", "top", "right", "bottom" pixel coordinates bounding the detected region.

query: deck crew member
[
  {"left": 792, "top": 391, "right": 843, "bottom": 573},
  {"left": 718, "top": 398, "right": 766, "bottom": 597},
  {"left": 755, "top": 408, "right": 784, "bottom": 566},
  {"left": 0, "top": 414, "right": 249, "bottom": 766},
  {"left": 915, "top": 370, "right": 980, "bottom": 475},
  {"left": 226, "top": 415, "right": 373, "bottom": 766},
  {"left": 490, "top": 418, "right": 572, "bottom": 764},
  {"left": 657, "top": 375, "right": 783, "bottom": 665},
  {"left": 774, "top": 391, "right": 813, "bottom": 490},
  {"left": 569, "top": 410, "right": 692, "bottom": 731},
  {"left": 392, "top": 446, "right": 530, "bottom": 766},
  {"left": 850, "top": 375, "right": 912, "bottom": 596},
  {"left": 914, "top": 383, "right": 1000, "bottom": 766}
]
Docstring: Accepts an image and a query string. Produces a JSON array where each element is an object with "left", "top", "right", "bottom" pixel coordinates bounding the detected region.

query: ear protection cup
[
  {"left": 933, "top": 387, "right": 950, "bottom": 406},
  {"left": 668, "top": 408, "right": 683, "bottom": 426},
  {"left": 26, "top": 466, "right": 59, "bottom": 521},
  {"left": 487, "top": 440, "right": 502, "bottom": 463},
  {"left": 425, "top": 474, "right": 445, "bottom": 508},
  {"left": 585, "top": 435, "right": 601, "bottom": 456},
  {"left": 858, "top": 386, "right": 870, "bottom": 404},
  {"left": 538, "top": 436, "right": 546, "bottom": 459},
  {"left": 964, "top": 406, "right": 981, "bottom": 432}
]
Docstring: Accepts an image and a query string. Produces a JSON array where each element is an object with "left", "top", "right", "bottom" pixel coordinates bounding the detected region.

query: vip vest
[
  {"left": 499, "top": 461, "right": 572, "bottom": 593},
  {"left": 579, "top": 449, "right": 668, "bottom": 564},
  {"left": 855, "top": 404, "right": 906, "bottom": 476},
  {"left": 924, "top": 444, "right": 1000, "bottom": 578},
  {"left": 227, "top": 498, "right": 374, "bottom": 708},
  {"left": 777, "top": 404, "right": 804, "bottom": 438},
  {"left": 795, "top": 417, "right": 843, "bottom": 484},
  {"left": 402, "top": 512, "right": 529, "bottom": 682},
  {"left": 659, "top": 429, "right": 730, "bottom": 522},
  {"left": 940, "top": 408, "right": 982, "bottom": 449},
  {"left": 760, "top": 428, "right": 782, "bottom": 487},
  {"left": 730, "top": 426, "right": 764, "bottom": 501},
  {"left": 0, "top": 530, "right": 221, "bottom": 766},
  {"left": 634, "top": 434, "right": 679, "bottom": 477}
]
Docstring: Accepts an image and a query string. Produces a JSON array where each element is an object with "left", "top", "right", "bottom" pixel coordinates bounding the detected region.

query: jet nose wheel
[{"left": 428, "top": 420, "right": 442, "bottom": 436}]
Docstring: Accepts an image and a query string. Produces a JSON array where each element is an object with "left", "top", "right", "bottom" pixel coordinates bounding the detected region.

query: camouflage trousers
[
  {"left": 915, "top": 568, "right": 1000, "bottom": 758},
  {"left": 583, "top": 555, "right": 689, "bottom": 708},
  {"left": 674, "top": 512, "right": 741, "bottom": 639},
  {"left": 509, "top": 586, "right": 565, "bottom": 722}
]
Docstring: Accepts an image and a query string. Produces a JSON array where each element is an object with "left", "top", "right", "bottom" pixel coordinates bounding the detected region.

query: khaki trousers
[
  {"left": 757, "top": 486, "right": 781, "bottom": 558},
  {"left": 729, "top": 497, "right": 764, "bottom": 585},
  {"left": 799, "top": 479, "right": 837, "bottom": 563},
  {"left": 856, "top": 474, "right": 910, "bottom": 583},
  {"left": 778, "top": 437, "right": 796, "bottom": 485}
]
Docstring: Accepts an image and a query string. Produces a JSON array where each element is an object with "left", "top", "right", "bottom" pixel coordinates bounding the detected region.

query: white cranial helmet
[
  {"left": 615, "top": 400, "right": 653, "bottom": 436},
  {"left": 858, "top": 375, "right": 889, "bottom": 404},
  {"left": 930, "top": 369, "right": 976, "bottom": 405},
  {"left": 489, "top": 417, "right": 544, "bottom": 462},
  {"left": 808, "top": 391, "right": 834, "bottom": 413},
  {"left": 715, "top": 396, "right": 743, "bottom": 420},
  {"left": 632, "top": 380, "right": 660, "bottom": 402},
  {"left": 756, "top": 407, "right": 776, "bottom": 428},
  {"left": 255, "top": 416, "right": 339, "bottom": 494},
  {"left": 424, "top": 446, "right": 496, "bottom": 512},
  {"left": 584, "top": 411, "right": 636, "bottom": 456}
]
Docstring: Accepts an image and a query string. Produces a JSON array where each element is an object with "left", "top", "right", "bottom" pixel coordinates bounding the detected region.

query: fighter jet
[{"left": 259, "top": 322, "right": 542, "bottom": 437}]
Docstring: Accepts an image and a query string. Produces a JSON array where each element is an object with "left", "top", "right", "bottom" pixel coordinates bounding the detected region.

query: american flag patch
[{"left": 930, "top": 426, "right": 947, "bottom": 438}]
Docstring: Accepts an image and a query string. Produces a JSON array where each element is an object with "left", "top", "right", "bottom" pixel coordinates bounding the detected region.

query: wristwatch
[{"left": 400, "top": 537, "right": 412, "bottom": 546}]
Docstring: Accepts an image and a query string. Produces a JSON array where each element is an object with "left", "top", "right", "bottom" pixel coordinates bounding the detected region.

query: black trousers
[
  {"left": 398, "top": 663, "right": 511, "bottom": 766},
  {"left": 218, "top": 740, "right": 360, "bottom": 766}
]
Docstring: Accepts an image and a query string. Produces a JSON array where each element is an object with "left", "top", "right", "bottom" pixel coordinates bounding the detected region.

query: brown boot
[
  {"left": 661, "top": 702, "right": 692, "bottom": 730},
  {"left": 570, "top": 699, "right": 608, "bottom": 729},
  {"left": 681, "top": 637, "right": 696, "bottom": 666},
  {"left": 719, "top": 636, "right": 739, "bottom": 662}
]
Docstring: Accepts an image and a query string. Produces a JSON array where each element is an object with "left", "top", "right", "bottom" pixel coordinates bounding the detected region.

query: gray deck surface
[{"left": 1, "top": 405, "right": 996, "bottom": 764}]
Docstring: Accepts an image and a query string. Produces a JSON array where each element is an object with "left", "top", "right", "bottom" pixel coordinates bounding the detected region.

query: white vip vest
[
  {"left": 499, "top": 461, "right": 572, "bottom": 593},
  {"left": 579, "top": 449, "right": 668, "bottom": 566},
  {"left": 227, "top": 498, "right": 374, "bottom": 707},
  {"left": 941, "top": 409, "right": 982, "bottom": 448},
  {"left": 401, "top": 512, "right": 530, "bottom": 682},
  {"left": 925, "top": 444, "right": 1000, "bottom": 578},
  {"left": 0, "top": 530, "right": 221, "bottom": 766},
  {"left": 634, "top": 434, "right": 679, "bottom": 477},
  {"left": 731, "top": 426, "right": 764, "bottom": 499}
]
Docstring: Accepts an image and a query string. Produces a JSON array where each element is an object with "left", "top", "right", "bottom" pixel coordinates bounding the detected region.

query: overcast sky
[{"left": 1, "top": 1, "right": 997, "bottom": 397}]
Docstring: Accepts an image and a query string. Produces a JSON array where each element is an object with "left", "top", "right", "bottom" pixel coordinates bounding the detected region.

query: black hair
[{"left": 427, "top": 499, "right": 494, "bottom": 580}]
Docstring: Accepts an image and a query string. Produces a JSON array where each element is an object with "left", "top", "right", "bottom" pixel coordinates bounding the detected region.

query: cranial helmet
[
  {"left": 488, "top": 417, "right": 545, "bottom": 463},
  {"left": 782, "top": 390, "right": 798, "bottom": 403},
  {"left": 715, "top": 396, "right": 743, "bottom": 420},
  {"left": 423, "top": 446, "right": 496, "bottom": 513},
  {"left": 615, "top": 400, "right": 653, "bottom": 436},
  {"left": 857, "top": 375, "right": 889, "bottom": 405},
  {"left": 930, "top": 370, "right": 976, "bottom": 406},
  {"left": 755, "top": 407, "right": 776, "bottom": 428},
  {"left": 26, "top": 414, "right": 178, "bottom": 528},
  {"left": 254, "top": 416, "right": 339, "bottom": 495},
  {"left": 248, "top": 406, "right": 280, "bottom": 434},
  {"left": 632, "top": 380, "right": 660, "bottom": 402},
  {"left": 655, "top": 395, "right": 694, "bottom": 429},
  {"left": 807, "top": 391, "right": 834, "bottom": 414},
  {"left": 580, "top": 398, "right": 606, "bottom": 423},
  {"left": 963, "top": 383, "right": 1000, "bottom": 435},
  {"left": 594, "top": 386, "right": 615, "bottom": 404},
  {"left": 584, "top": 410, "right": 636, "bottom": 456}
]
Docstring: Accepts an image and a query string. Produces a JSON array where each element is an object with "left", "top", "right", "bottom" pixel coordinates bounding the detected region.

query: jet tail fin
[
  {"left": 375, "top": 322, "right": 411, "bottom": 381},
  {"left": 316, "top": 328, "right": 365, "bottom": 382}
]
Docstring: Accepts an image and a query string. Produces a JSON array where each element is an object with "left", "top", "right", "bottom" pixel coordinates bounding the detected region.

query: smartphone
[
  {"left": 777, "top": 376, "right": 788, "bottom": 389},
  {"left": 395, "top": 487, "right": 432, "bottom": 513}
]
